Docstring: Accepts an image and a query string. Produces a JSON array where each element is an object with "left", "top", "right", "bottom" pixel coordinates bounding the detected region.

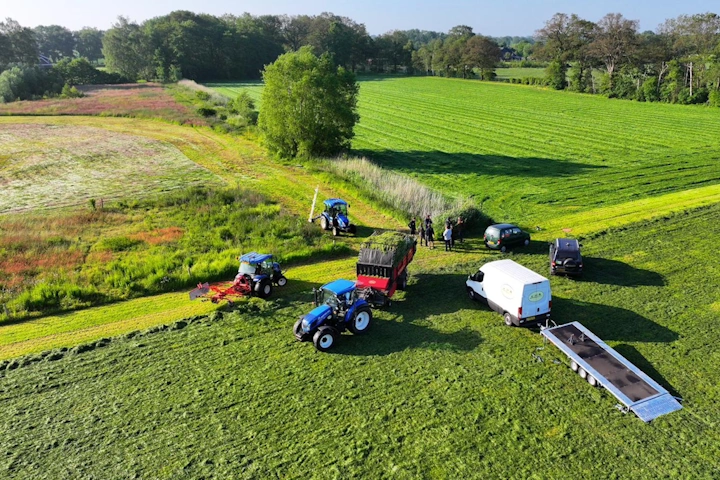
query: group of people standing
[{"left": 408, "top": 215, "right": 464, "bottom": 251}]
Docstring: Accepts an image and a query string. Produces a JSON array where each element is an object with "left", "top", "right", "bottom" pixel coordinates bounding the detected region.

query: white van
[{"left": 466, "top": 259, "right": 551, "bottom": 326}]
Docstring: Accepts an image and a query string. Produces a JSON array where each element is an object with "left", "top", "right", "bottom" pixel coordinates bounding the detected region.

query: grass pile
[{"left": 359, "top": 230, "right": 416, "bottom": 266}]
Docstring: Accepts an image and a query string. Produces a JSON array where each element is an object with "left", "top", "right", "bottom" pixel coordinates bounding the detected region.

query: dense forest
[{"left": 1, "top": 11, "right": 719, "bottom": 105}]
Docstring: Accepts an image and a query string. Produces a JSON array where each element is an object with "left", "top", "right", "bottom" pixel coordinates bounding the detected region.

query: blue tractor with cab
[
  {"left": 294, "top": 279, "right": 372, "bottom": 352},
  {"left": 235, "top": 252, "right": 288, "bottom": 298},
  {"left": 314, "top": 198, "right": 356, "bottom": 236}
]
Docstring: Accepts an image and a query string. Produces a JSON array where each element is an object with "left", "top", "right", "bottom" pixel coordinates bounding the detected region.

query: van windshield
[{"left": 485, "top": 228, "right": 499, "bottom": 241}]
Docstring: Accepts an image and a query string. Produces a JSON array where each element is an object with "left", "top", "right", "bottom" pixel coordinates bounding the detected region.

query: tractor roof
[
  {"left": 322, "top": 279, "right": 356, "bottom": 295},
  {"left": 323, "top": 198, "right": 347, "bottom": 207},
  {"left": 239, "top": 252, "right": 273, "bottom": 264}
]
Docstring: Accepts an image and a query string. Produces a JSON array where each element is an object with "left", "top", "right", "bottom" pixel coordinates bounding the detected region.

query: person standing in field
[
  {"left": 456, "top": 216, "right": 464, "bottom": 244},
  {"left": 408, "top": 217, "right": 417, "bottom": 235},
  {"left": 443, "top": 225, "right": 453, "bottom": 251},
  {"left": 420, "top": 223, "right": 426, "bottom": 246},
  {"left": 424, "top": 214, "right": 433, "bottom": 232},
  {"left": 426, "top": 224, "right": 435, "bottom": 249}
]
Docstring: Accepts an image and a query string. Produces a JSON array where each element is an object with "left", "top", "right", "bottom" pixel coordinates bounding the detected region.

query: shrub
[
  {"left": 0, "top": 65, "right": 62, "bottom": 103},
  {"left": 195, "top": 90, "right": 211, "bottom": 101},
  {"left": 642, "top": 77, "right": 660, "bottom": 102},
  {"left": 197, "top": 106, "right": 217, "bottom": 117},
  {"left": 709, "top": 90, "right": 720, "bottom": 107},
  {"left": 60, "top": 83, "right": 83, "bottom": 98},
  {"left": 93, "top": 236, "right": 143, "bottom": 252},
  {"left": 545, "top": 60, "right": 567, "bottom": 90}
]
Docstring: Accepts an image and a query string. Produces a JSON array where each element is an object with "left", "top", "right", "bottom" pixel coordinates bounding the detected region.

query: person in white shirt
[{"left": 443, "top": 226, "right": 453, "bottom": 251}]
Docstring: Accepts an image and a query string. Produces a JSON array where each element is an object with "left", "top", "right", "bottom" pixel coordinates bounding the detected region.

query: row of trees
[
  {"left": 0, "top": 18, "right": 104, "bottom": 69},
  {"left": 535, "top": 12, "right": 720, "bottom": 104}
]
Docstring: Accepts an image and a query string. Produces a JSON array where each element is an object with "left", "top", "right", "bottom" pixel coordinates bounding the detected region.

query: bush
[
  {"left": 642, "top": 77, "right": 660, "bottom": 102},
  {"left": 0, "top": 65, "right": 62, "bottom": 103},
  {"left": 709, "top": 90, "right": 720, "bottom": 107},
  {"left": 195, "top": 90, "right": 211, "bottom": 101},
  {"left": 93, "top": 236, "right": 143, "bottom": 252},
  {"left": 60, "top": 83, "right": 83, "bottom": 98},
  {"left": 197, "top": 106, "right": 217, "bottom": 117},
  {"left": 545, "top": 60, "right": 567, "bottom": 90}
]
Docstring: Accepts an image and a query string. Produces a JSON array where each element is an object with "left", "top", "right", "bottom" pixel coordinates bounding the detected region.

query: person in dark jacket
[
  {"left": 420, "top": 224, "right": 426, "bottom": 246},
  {"left": 408, "top": 218, "right": 417, "bottom": 235},
  {"left": 426, "top": 224, "right": 435, "bottom": 249}
]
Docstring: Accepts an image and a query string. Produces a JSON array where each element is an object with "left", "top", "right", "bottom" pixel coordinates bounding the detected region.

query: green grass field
[
  {"left": 2, "top": 205, "right": 720, "bottom": 478},
  {"left": 2, "top": 77, "right": 720, "bottom": 478},
  {"left": 352, "top": 77, "right": 720, "bottom": 226},
  {"left": 494, "top": 67, "right": 546, "bottom": 79},
  {"left": 205, "top": 81, "right": 264, "bottom": 107}
]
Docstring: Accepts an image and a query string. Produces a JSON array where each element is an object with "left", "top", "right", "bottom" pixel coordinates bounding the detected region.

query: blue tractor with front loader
[
  {"left": 293, "top": 279, "right": 372, "bottom": 352},
  {"left": 313, "top": 198, "right": 357, "bottom": 236}
]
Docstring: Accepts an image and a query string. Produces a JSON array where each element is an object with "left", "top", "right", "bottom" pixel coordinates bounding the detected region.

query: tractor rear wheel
[
  {"left": 349, "top": 306, "right": 372, "bottom": 334},
  {"left": 255, "top": 279, "right": 273, "bottom": 298},
  {"left": 313, "top": 326, "right": 339, "bottom": 352}
]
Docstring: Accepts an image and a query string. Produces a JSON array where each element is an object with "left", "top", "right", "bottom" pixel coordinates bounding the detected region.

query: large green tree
[
  {"left": 74, "top": 27, "right": 104, "bottom": 64},
  {"left": 34, "top": 25, "right": 74, "bottom": 61},
  {"left": 258, "top": 46, "right": 359, "bottom": 158}
]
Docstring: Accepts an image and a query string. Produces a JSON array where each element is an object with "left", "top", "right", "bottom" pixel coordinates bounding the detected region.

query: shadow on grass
[
  {"left": 580, "top": 257, "right": 665, "bottom": 287},
  {"left": 335, "top": 272, "right": 483, "bottom": 356},
  {"left": 612, "top": 344, "right": 681, "bottom": 398},
  {"left": 352, "top": 149, "right": 607, "bottom": 179},
  {"left": 552, "top": 297, "right": 678, "bottom": 343}
]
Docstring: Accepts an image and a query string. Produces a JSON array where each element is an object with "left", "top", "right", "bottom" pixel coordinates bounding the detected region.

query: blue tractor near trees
[
  {"left": 314, "top": 198, "right": 357, "bottom": 236},
  {"left": 294, "top": 279, "right": 372, "bottom": 352}
]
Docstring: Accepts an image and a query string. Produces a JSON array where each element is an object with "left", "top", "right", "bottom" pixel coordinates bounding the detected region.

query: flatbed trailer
[{"left": 541, "top": 321, "right": 682, "bottom": 422}]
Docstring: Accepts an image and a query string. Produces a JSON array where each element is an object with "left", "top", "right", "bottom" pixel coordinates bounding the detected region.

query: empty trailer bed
[{"left": 541, "top": 321, "right": 682, "bottom": 422}]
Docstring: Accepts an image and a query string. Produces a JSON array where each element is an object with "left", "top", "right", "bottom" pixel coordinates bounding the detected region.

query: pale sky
[{"left": 2, "top": 0, "right": 715, "bottom": 35}]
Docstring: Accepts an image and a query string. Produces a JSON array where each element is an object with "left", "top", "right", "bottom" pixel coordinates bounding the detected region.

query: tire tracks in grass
[{"left": 535, "top": 183, "right": 720, "bottom": 240}]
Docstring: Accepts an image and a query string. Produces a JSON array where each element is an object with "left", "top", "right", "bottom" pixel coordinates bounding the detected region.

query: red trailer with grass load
[{"left": 355, "top": 231, "right": 417, "bottom": 307}]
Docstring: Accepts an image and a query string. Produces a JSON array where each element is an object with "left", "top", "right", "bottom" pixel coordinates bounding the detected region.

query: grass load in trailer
[
  {"left": 541, "top": 321, "right": 682, "bottom": 422},
  {"left": 356, "top": 231, "right": 417, "bottom": 307}
]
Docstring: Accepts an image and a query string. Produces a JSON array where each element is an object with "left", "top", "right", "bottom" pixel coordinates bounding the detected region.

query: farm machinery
[
  {"left": 310, "top": 197, "right": 357, "bottom": 236},
  {"left": 294, "top": 231, "right": 416, "bottom": 351},
  {"left": 189, "top": 252, "right": 287, "bottom": 304}
]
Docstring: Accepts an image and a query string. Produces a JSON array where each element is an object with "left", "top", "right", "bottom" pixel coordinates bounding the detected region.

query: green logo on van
[
  {"left": 529, "top": 291, "right": 544, "bottom": 302},
  {"left": 501, "top": 284, "right": 514, "bottom": 299}
]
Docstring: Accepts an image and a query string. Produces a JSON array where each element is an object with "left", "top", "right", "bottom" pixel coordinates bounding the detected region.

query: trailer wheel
[
  {"left": 503, "top": 312, "right": 514, "bottom": 326},
  {"left": 587, "top": 374, "right": 598, "bottom": 387},
  {"left": 255, "top": 279, "right": 273, "bottom": 298},
  {"left": 398, "top": 272, "right": 408, "bottom": 291},
  {"left": 276, "top": 276, "right": 288, "bottom": 287},
  {"left": 313, "top": 326, "right": 339, "bottom": 352},
  {"left": 349, "top": 306, "right": 372, "bottom": 334},
  {"left": 320, "top": 216, "right": 329, "bottom": 230},
  {"left": 293, "top": 319, "right": 310, "bottom": 342},
  {"left": 570, "top": 360, "right": 579, "bottom": 372},
  {"left": 578, "top": 367, "right": 588, "bottom": 380}
]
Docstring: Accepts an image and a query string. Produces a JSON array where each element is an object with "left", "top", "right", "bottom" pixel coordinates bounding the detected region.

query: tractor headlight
[{"left": 301, "top": 317, "right": 311, "bottom": 333}]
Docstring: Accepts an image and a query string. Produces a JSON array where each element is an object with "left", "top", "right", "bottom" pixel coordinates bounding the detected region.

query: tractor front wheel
[
  {"left": 332, "top": 226, "right": 339, "bottom": 237},
  {"left": 320, "top": 216, "right": 329, "bottom": 230},
  {"left": 276, "top": 276, "right": 287, "bottom": 287},
  {"left": 293, "top": 319, "right": 310, "bottom": 342},
  {"left": 313, "top": 326, "right": 339, "bottom": 352},
  {"left": 255, "top": 279, "right": 273, "bottom": 298},
  {"left": 349, "top": 307, "right": 373, "bottom": 334}
]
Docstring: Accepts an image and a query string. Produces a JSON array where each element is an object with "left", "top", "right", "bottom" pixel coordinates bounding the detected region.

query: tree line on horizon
[{"left": 1, "top": 10, "right": 719, "bottom": 106}]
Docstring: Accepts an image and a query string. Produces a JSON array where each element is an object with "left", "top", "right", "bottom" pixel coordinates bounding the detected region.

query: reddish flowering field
[{"left": 0, "top": 83, "right": 207, "bottom": 125}]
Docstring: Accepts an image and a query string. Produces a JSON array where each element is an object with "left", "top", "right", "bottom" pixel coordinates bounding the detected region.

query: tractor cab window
[
  {"left": 331, "top": 204, "right": 347, "bottom": 216},
  {"left": 238, "top": 262, "right": 256, "bottom": 275},
  {"left": 261, "top": 260, "right": 273, "bottom": 271},
  {"left": 322, "top": 289, "right": 339, "bottom": 309}
]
